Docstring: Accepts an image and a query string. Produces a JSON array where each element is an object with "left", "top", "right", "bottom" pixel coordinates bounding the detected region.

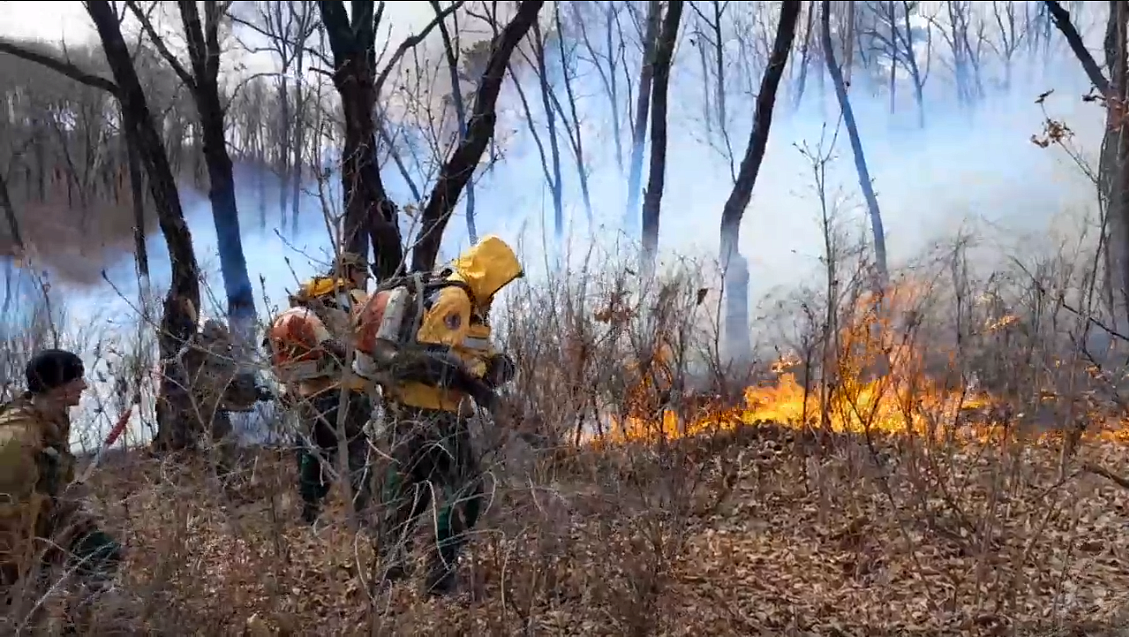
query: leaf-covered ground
[{"left": 35, "top": 426, "right": 1129, "bottom": 635}]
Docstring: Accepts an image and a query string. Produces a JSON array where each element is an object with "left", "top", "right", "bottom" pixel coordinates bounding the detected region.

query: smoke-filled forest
[{"left": 1, "top": 0, "right": 1128, "bottom": 633}]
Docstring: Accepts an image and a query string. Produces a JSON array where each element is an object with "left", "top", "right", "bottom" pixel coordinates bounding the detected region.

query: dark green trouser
[
  {"left": 2, "top": 526, "right": 122, "bottom": 609},
  {"left": 66, "top": 528, "right": 123, "bottom": 584},
  {"left": 378, "top": 405, "right": 483, "bottom": 575},
  {"left": 296, "top": 390, "right": 374, "bottom": 519}
]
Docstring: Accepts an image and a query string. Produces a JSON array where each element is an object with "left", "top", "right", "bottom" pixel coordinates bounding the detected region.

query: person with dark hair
[{"left": 0, "top": 349, "right": 123, "bottom": 600}]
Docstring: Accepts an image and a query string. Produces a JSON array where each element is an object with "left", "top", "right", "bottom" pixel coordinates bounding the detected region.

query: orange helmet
[{"left": 267, "top": 308, "right": 328, "bottom": 367}]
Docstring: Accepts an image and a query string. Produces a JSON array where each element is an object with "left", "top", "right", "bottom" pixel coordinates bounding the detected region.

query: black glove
[
  {"left": 255, "top": 385, "right": 276, "bottom": 402},
  {"left": 318, "top": 339, "right": 348, "bottom": 370},
  {"left": 465, "top": 377, "right": 499, "bottom": 414},
  {"left": 485, "top": 353, "right": 516, "bottom": 388},
  {"left": 390, "top": 347, "right": 498, "bottom": 411}
]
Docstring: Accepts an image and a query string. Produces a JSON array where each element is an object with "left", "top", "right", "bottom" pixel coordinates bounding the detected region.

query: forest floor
[{"left": 16, "top": 424, "right": 1129, "bottom": 636}]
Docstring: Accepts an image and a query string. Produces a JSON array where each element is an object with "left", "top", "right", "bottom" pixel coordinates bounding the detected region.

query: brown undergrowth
[{"left": 9, "top": 421, "right": 1129, "bottom": 637}]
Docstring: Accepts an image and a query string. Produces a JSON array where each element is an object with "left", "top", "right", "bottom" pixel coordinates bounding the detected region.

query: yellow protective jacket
[
  {"left": 0, "top": 399, "right": 76, "bottom": 578},
  {"left": 384, "top": 235, "right": 523, "bottom": 412}
]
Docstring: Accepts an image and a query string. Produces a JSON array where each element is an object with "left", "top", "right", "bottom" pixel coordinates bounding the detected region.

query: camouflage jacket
[{"left": 0, "top": 399, "right": 77, "bottom": 572}]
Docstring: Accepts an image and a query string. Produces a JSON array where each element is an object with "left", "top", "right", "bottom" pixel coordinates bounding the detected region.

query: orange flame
[{"left": 587, "top": 279, "right": 1124, "bottom": 448}]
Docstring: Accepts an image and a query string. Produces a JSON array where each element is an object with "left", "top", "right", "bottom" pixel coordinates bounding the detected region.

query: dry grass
[
  {"left": 8, "top": 424, "right": 1129, "bottom": 636},
  {"left": 6, "top": 243, "right": 1129, "bottom": 636}
]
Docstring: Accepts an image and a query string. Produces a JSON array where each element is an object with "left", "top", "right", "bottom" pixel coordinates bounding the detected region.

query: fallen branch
[{"left": 1083, "top": 462, "right": 1129, "bottom": 490}]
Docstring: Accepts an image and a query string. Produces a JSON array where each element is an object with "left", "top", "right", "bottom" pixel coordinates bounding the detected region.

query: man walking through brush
[
  {"left": 267, "top": 252, "right": 374, "bottom": 526},
  {"left": 364, "top": 235, "right": 522, "bottom": 596}
]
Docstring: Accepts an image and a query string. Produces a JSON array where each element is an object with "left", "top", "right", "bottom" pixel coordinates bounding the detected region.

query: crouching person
[
  {"left": 0, "top": 350, "right": 123, "bottom": 611},
  {"left": 358, "top": 235, "right": 522, "bottom": 596}
]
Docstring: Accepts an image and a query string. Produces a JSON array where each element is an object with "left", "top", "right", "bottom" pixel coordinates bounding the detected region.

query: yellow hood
[
  {"left": 296, "top": 277, "right": 350, "bottom": 301},
  {"left": 448, "top": 235, "right": 523, "bottom": 304}
]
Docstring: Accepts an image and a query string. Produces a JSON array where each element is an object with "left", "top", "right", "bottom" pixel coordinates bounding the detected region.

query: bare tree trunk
[
  {"left": 1043, "top": 0, "right": 1129, "bottom": 472},
  {"left": 124, "top": 110, "right": 150, "bottom": 283},
  {"left": 0, "top": 172, "right": 19, "bottom": 316},
  {"left": 697, "top": 29, "right": 712, "bottom": 139},
  {"left": 821, "top": 0, "right": 888, "bottom": 283},
  {"left": 578, "top": 2, "right": 632, "bottom": 173},
  {"left": 641, "top": 1, "right": 683, "bottom": 274},
  {"left": 0, "top": 172, "right": 23, "bottom": 257},
  {"left": 624, "top": 0, "right": 661, "bottom": 234},
  {"left": 793, "top": 1, "right": 816, "bottom": 110},
  {"left": 553, "top": 4, "right": 594, "bottom": 230},
  {"left": 291, "top": 50, "right": 305, "bottom": 238},
  {"left": 410, "top": 0, "right": 546, "bottom": 272},
  {"left": 128, "top": 0, "right": 258, "bottom": 341},
  {"left": 319, "top": 1, "right": 404, "bottom": 279},
  {"left": 718, "top": 0, "right": 802, "bottom": 364},
  {"left": 190, "top": 2, "right": 257, "bottom": 333},
  {"left": 431, "top": 0, "right": 478, "bottom": 243},
  {"left": 532, "top": 20, "right": 566, "bottom": 243},
  {"left": 888, "top": 1, "right": 897, "bottom": 113},
  {"left": 278, "top": 74, "right": 291, "bottom": 230},
  {"left": 89, "top": 0, "right": 201, "bottom": 451}
]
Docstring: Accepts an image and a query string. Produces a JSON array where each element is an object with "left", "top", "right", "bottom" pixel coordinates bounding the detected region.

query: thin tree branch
[
  {"left": 125, "top": 0, "right": 197, "bottom": 90},
  {"left": 373, "top": 0, "right": 466, "bottom": 98},
  {"left": 1043, "top": 0, "right": 1111, "bottom": 94},
  {"left": 0, "top": 40, "right": 119, "bottom": 94}
]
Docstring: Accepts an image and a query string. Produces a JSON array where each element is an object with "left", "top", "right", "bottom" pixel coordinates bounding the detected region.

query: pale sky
[
  {"left": 0, "top": 1, "right": 98, "bottom": 43},
  {"left": 0, "top": 1, "right": 444, "bottom": 45}
]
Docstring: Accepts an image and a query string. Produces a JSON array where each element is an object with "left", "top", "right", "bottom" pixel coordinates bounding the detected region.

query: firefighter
[
  {"left": 0, "top": 350, "right": 123, "bottom": 605},
  {"left": 268, "top": 252, "right": 374, "bottom": 526},
  {"left": 371, "top": 235, "right": 522, "bottom": 596},
  {"left": 171, "top": 317, "right": 273, "bottom": 490}
]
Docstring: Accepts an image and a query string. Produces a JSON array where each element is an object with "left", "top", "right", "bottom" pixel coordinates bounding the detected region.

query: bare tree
[
  {"left": 127, "top": 0, "right": 257, "bottom": 340},
  {"left": 989, "top": 0, "right": 1027, "bottom": 91},
  {"left": 409, "top": 1, "right": 547, "bottom": 271},
  {"left": 235, "top": 1, "right": 319, "bottom": 236},
  {"left": 690, "top": 1, "right": 736, "bottom": 181},
  {"left": 574, "top": 1, "right": 630, "bottom": 176},
  {"left": 530, "top": 18, "right": 566, "bottom": 242},
  {"left": 792, "top": 1, "right": 818, "bottom": 110},
  {"left": 0, "top": 172, "right": 21, "bottom": 315},
  {"left": 123, "top": 104, "right": 150, "bottom": 284},
  {"left": 507, "top": 4, "right": 597, "bottom": 238},
  {"left": 318, "top": 0, "right": 544, "bottom": 276},
  {"left": 717, "top": 0, "right": 802, "bottom": 363},
  {"left": 318, "top": 1, "right": 462, "bottom": 277},
  {"left": 822, "top": 0, "right": 888, "bottom": 283},
  {"left": 1044, "top": 0, "right": 1129, "bottom": 328},
  {"left": 550, "top": 4, "right": 595, "bottom": 230},
  {"left": 624, "top": 0, "right": 662, "bottom": 234},
  {"left": 429, "top": 0, "right": 478, "bottom": 242},
  {"left": 640, "top": 1, "right": 684, "bottom": 273},
  {"left": 863, "top": 1, "right": 930, "bottom": 127},
  {"left": 929, "top": 0, "right": 988, "bottom": 108}
]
